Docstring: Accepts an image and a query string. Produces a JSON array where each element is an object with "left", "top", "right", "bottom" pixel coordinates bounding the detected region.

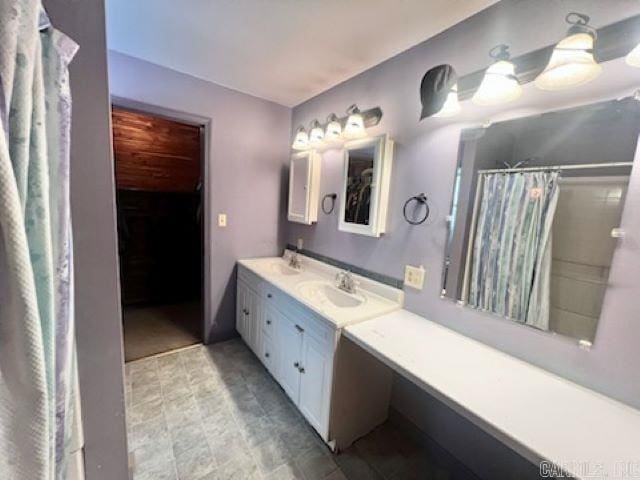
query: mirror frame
[
  {"left": 338, "top": 134, "right": 394, "bottom": 237},
  {"left": 439, "top": 97, "right": 640, "bottom": 345},
  {"left": 288, "top": 150, "right": 321, "bottom": 225}
]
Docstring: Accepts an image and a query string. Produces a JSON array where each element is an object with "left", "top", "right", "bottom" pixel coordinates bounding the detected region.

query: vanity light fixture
[
  {"left": 472, "top": 45, "right": 522, "bottom": 106},
  {"left": 433, "top": 84, "right": 461, "bottom": 117},
  {"left": 534, "top": 12, "right": 602, "bottom": 91},
  {"left": 626, "top": 42, "right": 640, "bottom": 67},
  {"left": 324, "top": 114, "right": 343, "bottom": 144},
  {"left": 343, "top": 104, "right": 367, "bottom": 139},
  {"left": 309, "top": 120, "right": 325, "bottom": 148},
  {"left": 292, "top": 126, "right": 310, "bottom": 151}
]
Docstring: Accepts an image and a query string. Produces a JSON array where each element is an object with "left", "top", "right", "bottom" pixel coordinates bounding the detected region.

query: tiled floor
[{"left": 125, "top": 339, "right": 477, "bottom": 480}]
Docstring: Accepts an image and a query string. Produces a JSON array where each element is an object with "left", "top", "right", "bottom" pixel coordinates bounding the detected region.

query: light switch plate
[
  {"left": 218, "top": 213, "right": 227, "bottom": 227},
  {"left": 404, "top": 265, "right": 425, "bottom": 290}
]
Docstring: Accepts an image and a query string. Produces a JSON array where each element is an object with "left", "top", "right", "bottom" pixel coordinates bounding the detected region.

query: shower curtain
[
  {"left": 468, "top": 171, "right": 559, "bottom": 330},
  {"left": 0, "top": 2, "right": 78, "bottom": 479}
]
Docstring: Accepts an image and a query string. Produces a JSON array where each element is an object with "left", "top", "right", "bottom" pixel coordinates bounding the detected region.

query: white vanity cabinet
[
  {"left": 236, "top": 279, "right": 260, "bottom": 355},
  {"left": 237, "top": 265, "right": 335, "bottom": 441},
  {"left": 288, "top": 151, "right": 321, "bottom": 225}
]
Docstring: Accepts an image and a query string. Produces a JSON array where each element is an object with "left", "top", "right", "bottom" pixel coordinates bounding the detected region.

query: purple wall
[
  {"left": 43, "top": 1, "right": 130, "bottom": 477},
  {"left": 288, "top": 0, "right": 640, "bottom": 410},
  {"left": 108, "top": 51, "right": 292, "bottom": 343}
]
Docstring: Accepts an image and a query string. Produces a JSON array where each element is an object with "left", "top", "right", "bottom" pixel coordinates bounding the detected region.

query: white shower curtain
[
  {"left": 468, "top": 171, "right": 559, "bottom": 330},
  {"left": 0, "top": 2, "right": 78, "bottom": 479}
]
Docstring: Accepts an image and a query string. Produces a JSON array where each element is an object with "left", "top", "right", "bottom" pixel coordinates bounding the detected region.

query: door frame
[{"left": 111, "top": 96, "right": 212, "bottom": 343}]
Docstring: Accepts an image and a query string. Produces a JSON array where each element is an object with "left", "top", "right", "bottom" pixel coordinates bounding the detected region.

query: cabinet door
[
  {"left": 288, "top": 153, "right": 311, "bottom": 224},
  {"left": 245, "top": 288, "right": 260, "bottom": 354},
  {"left": 236, "top": 281, "right": 247, "bottom": 338},
  {"left": 298, "top": 332, "right": 332, "bottom": 438},
  {"left": 278, "top": 315, "right": 303, "bottom": 404}
]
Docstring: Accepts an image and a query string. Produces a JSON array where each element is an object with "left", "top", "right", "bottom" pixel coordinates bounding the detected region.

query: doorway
[{"left": 112, "top": 106, "right": 205, "bottom": 361}]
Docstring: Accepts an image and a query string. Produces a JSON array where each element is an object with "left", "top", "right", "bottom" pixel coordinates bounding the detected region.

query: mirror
[
  {"left": 442, "top": 98, "right": 639, "bottom": 343},
  {"left": 339, "top": 134, "right": 394, "bottom": 237},
  {"left": 288, "top": 151, "right": 321, "bottom": 225}
]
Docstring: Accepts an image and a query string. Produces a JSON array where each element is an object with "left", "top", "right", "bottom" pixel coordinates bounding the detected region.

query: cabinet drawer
[
  {"left": 263, "top": 291, "right": 334, "bottom": 349},
  {"left": 261, "top": 333, "right": 278, "bottom": 375},
  {"left": 286, "top": 306, "right": 334, "bottom": 351},
  {"left": 262, "top": 306, "right": 278, "bottom": 337}
]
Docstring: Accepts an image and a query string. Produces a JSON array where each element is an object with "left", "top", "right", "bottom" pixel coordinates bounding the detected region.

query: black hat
[{"left": 419, "top": 64, "right": 458, "bottom": 120}]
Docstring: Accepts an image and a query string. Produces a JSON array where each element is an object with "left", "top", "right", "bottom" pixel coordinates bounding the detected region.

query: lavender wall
[
  {"left": 43, "top": 1, "right": 129, "bottom": 477},
  {"left": 288, "top": 0, "right": 640, "bottom": 413},
  {"left": 108, "top": 51, "right": 292, "bottom": 343}
]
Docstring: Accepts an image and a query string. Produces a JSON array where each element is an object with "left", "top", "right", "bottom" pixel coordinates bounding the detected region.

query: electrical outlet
[
  {"left": 218, "top": 213, "right": 227, "bottom": 227},
  {"left": 404, "top": 265, "right": 425, "bottom": 290}
]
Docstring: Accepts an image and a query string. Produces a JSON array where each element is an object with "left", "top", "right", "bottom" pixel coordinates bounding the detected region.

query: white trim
[
  {"left": 110, "top": 97, "right": 212, "bottom": 343},
  {"left": 288, "top": 150, "right": 321, "bottom": 224},
  {"left": 338, "top": 134, "right": 394, "bottom": 237}
]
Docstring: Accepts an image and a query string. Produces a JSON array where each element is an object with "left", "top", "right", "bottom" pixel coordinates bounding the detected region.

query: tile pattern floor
[{"left": 125, "top": 339, "right": 477, "bottom": 480}]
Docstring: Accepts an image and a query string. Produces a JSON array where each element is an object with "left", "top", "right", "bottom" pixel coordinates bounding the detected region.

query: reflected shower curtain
[
  {"left": 468, "top": 171, "right": 559, "bottom": 330},
  {"left": 0, "top": 2, "right": 78, "bottom": 479}
]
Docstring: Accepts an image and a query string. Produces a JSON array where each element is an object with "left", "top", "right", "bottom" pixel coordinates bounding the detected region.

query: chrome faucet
[
  {"left": 335, "top": 270, "right": 357, "bottom": 294},
  {"left": 288, "top": 249, "right": 302, "bottom": 269}
]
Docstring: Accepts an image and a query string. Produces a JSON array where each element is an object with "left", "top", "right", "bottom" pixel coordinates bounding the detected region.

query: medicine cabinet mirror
[
  {"left": 339, "top": 134, "right": 394, "bottom": 237},
  {"left": 441, "top": 98, "right": 639, "bottom": 344},
  {"left": 288, "top": 150, "right": 321, "bottom": 224}
]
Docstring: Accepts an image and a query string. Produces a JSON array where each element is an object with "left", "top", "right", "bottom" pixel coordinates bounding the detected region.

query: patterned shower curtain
[
  {"left": 468, "top": 171, "right": 559, "bottom": 330},
  {"left": 0, "top": 2, "right": 78, "bottom": 479}
]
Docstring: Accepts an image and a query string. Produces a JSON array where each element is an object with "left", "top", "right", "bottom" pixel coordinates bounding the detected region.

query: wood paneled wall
[
  {"left": 112, "top": 107, "right": 201, "bottom": 192},
  {"left": 112, "top": 107, "right": 203, "bottom": 306}
]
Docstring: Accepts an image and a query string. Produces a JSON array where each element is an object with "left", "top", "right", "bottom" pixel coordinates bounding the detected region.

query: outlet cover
[
  {"left": 404, "top": 265, "right": 425, "bottom": 290},
  {"left": 218, "top": 213, "right": 227, "bottom": 227}
]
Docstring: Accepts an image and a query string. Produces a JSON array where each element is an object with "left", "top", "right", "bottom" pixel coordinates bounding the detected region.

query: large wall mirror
[
  {"left": 339, "top": 134, "right": 394, "bottom": 237},
  {"left": 442, "top": 98, "right": 640, "bottom": 344}
]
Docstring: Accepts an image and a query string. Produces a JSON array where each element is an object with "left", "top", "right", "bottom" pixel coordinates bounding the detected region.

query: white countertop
[
  {"left": 238, "top": 254, "right": 403, "bottom": 329},
  {"left": 344, "top": 309, "right": 640, "bottom": 480}
]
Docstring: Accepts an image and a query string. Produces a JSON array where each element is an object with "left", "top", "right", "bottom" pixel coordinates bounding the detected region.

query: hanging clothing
[
  {"left": 468, "top": 171, "right": 559, "bottom": 330},
  {"left": 0, "top": 2, "right": 78, "bottom": 479}
]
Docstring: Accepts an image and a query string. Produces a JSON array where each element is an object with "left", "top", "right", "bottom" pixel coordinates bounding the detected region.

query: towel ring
[
  {"left": 403, "top": 193, "right": 430, "bottom": 225},
  {"left": 322, "top": 193, "right": 337, "bottom": 214}
]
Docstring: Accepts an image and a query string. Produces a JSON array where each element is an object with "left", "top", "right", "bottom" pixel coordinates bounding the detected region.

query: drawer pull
[
  {"left": 266, "top": 320, "right": 272, "bottom": 325},
  {"left": 294, "top": 362, "right": 299, "bottom": 368},
  {"left": 295, "top": 324, "right": 304, "bottom": 333},
  {"left": 265, "top": 352, "right": 270, "bottom": 358},
  {"left": 267, "top": 293, "right": 273, "bottom": 299},
  {"left": 299, "top": 366, "right": 305, "bottom": 374}
]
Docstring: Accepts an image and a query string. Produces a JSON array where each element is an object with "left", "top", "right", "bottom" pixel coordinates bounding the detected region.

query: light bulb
[
  {"left": 324, "top": 114, "right": 342, "bottom": 144},
  {"left": 472, "top": 60, "right": 522, "bottom": 106},
  {"left": 535, "top": 32, "right": 601, "bottom": 90},
  {"left": 309, "top": 120, "right": 325, "bottom": 148},
  {"left": 433, "top": 84, "right": 461, "bottom": 117},
  {"left": 626, "top": 43, "right": 640, "bottom": 67},
  {"left": 343, "top": 109, "right": 366, "bottom": 139},
  {"left": 291, "top": 127, "right": 309, "bottom": 150}
]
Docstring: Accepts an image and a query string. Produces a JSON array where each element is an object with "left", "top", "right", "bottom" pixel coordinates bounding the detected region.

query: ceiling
[{"left": 106, "top": 0, "right": 497, "bottom": 107}]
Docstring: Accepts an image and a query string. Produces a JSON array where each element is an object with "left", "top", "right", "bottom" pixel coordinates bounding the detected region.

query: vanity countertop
[
  {"left": 238, "top": 254, "right": 403, "bottom": 329},
  {"left": 344, "top": 310, "right": 640, "bottom": 480}
]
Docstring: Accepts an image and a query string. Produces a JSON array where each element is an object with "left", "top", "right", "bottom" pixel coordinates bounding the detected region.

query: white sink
[
  {"left": 268, "top": 261, "right": 301, "bottom": 276},
  {"left": 298, "top": 281, "right": 366, "bottom": 309}
]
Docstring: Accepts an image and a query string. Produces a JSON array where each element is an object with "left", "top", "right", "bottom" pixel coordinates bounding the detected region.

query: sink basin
[
  {"left": 269, "top": 261, "right": 301, "bottom": 276},
  {"left": 298, "top": 281, "right": 366, "bottom": 309}
]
